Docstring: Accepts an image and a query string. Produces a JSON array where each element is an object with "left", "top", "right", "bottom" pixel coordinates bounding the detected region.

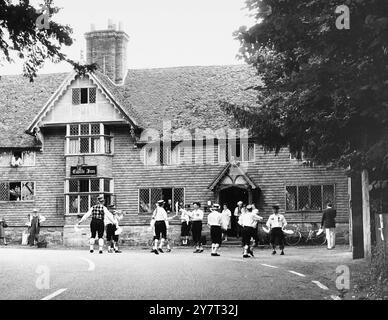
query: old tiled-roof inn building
[{"left": 0, "top": 23, "right": 350, "bottom": 246}]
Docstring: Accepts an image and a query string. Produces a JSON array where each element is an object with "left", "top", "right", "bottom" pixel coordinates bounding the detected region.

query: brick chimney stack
[{"left": 85, "top": 20, "right": 129, "bottom": 84}]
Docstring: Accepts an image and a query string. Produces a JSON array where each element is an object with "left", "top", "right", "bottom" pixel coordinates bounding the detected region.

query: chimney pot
[{"left": 90, "top": 23, "right": 95, "bottom": 31}]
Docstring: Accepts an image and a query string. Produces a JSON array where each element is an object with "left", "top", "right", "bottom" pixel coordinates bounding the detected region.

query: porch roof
[{"left": 207, "top": 161, "right": 258, "bottom": 191}]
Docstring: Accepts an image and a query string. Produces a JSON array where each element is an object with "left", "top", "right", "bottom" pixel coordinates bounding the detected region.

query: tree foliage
[
  {"left": 0, "top": 0, "right": 96, "bottom": 80},
  {"left": 226, "top": 0, "right": 388, "bottom": 174}
]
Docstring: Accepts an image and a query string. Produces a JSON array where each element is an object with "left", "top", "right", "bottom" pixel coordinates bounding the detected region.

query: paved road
[{"left": 0, "top": 245, "right": 354, "bottom": 300}]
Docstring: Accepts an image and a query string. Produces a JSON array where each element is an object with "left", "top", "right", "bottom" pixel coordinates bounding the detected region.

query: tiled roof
[
  {"left": 0, "top": 65, "right": 260, "bottom": 148},
  {"left": 0, "top": 73, "right": 70, "bottom": 148},
  {"left": 121, "top": 65, "right": 259, "bottom": 132}
]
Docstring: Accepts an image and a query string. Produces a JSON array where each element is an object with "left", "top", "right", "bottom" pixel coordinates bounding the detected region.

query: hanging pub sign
[{"left": 70, "top": 166, "right": 97, "bottom": 176}]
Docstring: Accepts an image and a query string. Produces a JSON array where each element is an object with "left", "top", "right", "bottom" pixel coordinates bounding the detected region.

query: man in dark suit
[{"left": 321, "top": 202, "right": 336, "bottom": 249}]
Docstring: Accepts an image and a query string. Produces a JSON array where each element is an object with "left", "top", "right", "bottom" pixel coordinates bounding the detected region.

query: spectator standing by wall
[{"left": 321, "top": 202, "right": 337, "bottom": 250}]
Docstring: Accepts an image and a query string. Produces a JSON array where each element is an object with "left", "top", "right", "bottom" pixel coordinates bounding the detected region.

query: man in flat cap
[
  {"left": 266, "top": 204, "right": 287, "bottom": 255},
  {"left": 76, "top": 195, "right": 118, "bottom": 254}
]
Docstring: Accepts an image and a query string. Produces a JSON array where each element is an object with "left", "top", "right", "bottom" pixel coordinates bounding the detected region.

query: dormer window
[
  {"left": 0, "top": 151, "right": 36, "bottom": 167},
  {"left": 72, "top": 87, "right": 97, "bottom": 105}
]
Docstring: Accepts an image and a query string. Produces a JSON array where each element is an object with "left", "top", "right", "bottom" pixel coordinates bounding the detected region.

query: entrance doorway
[{"left": 219, "top": 187, "right": 249, "bottom": 237}]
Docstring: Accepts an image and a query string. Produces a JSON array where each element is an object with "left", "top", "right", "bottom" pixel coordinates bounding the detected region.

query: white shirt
[
  {"left": 266, "top": 214, "right": 287, "bottom": 229},
  {"left": 251, "top": 209, "right": 260, "bottom": 228},
  {"left": 152, "top": 206, "right": 168, "bottom": 221},
  {"left": 79, "top": 206, "right": 117, "bottom": 225},
  {"left": 221, "top": 209, "right": 231, "bottom": 230},
  {"left": 207, "top": 211, "right": 222, "bottom": 226},
  {"left": 180, "top": 209, "right": 190, "bottom": 223},
  {"left": 238, "top": 212, "right": 263, "bottom": 228},
  {"left": 104, "top": 212, "right": 123, "bottom": 226},
  {"left": 188, "top": 209, "right": 204, "bottom": 221}
]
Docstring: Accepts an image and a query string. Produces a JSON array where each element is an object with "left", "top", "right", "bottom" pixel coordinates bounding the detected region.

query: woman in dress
[{"left": 221, "top": 204, "right": 231, "bottom": 241}]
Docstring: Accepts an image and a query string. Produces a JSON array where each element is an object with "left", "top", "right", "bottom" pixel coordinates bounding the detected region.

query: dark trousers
[
  {"left": 154, "top": 221, "right": 167, "bottom": 240},
  {"left": 90, "top": 218, "right": 104, "bottom": 239},
  {"left": 28, "top": 218, "right": 40, "bottom": 246},
  {"left": 106, "top": 224, "right": 119, "bottom": 242},
  {"left": 270, "top": 227, "right": 285, "bottom": 250},
  {"left": 192, "top": 221, "right": 202, "bottom": 245},
  {"left": 210, "top": 226, "right": 222, "bottom": 245},
  {"left": 242, "top": 226, "right": 255, "bottom": 246}
]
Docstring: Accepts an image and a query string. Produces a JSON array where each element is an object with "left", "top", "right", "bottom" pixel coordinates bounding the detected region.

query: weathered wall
[{"left": 0, "top": 128, "right": 65, "bottom": 227}]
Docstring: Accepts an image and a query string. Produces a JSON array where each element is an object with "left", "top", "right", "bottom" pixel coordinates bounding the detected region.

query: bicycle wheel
[
  {"left": 285, "top": 231, "right": 301, "bottom": 246},
  {"left": 312, "top": 232, "right": 327, "bottom": 246}
]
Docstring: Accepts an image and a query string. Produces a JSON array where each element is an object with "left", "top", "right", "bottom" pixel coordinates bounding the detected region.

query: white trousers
[{"left": 325, "top": 228, "right": 336, "bottom": 249}]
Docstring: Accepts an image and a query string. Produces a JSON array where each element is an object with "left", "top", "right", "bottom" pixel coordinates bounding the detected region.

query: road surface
[{"left": 0, "top": 245, "right": 354, "bottom": 300}]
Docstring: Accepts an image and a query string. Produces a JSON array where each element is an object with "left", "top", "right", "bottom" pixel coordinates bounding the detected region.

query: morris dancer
[
  {"left": 207, "top": 204, "right": 223, "bottom": 256},
  {"left": 266, "top": 204, "right": 287, "bottom": 255},
  {"left": 76, "top": 195, "right": 118, "bottom": 254},
  {"left": 238, "top": 205, "right": 263, "bottom": 258},
  {"left": 186, "top": 202, "right": 204, "bottom": 253}
]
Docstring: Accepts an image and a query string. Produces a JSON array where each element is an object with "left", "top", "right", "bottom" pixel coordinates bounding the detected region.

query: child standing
[{"left": 105, "top": 205, "right": 123, "bottom": 253}]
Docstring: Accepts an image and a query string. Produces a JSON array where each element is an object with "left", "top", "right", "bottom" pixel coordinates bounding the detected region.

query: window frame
[
  {"left": 143, "top": 143, "right": 174, "bottom": 167},
  {"left": 218, "top": 141, "right": 255, "bottom": 163},
  {"left": 65, "top": 123, "right": 114, "bottom": 156},
  {"left": 284, "top": 184, "right": 336, "bottom": 212},
  {"left": 72, "top": 87, "right": 97, "bottom": 105},
  {"left": 138, "top": 187, "right": 185, "bottom": 213},
  {"left": 0, "top": 151, "right": 36, "bottom": 167},
  {"left": 0, "top": 181, "right": 36, "bottom": 202},
  {"left": 65, "top": 177, "right": 114, "bottom": 214}
]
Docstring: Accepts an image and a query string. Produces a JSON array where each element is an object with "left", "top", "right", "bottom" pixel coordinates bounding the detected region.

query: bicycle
[
  {"left": 283, "top": 222, "right": 326, "bottom": 246},
  {"left": 260, "top": 222, "right": 326, "bottom": 246}
]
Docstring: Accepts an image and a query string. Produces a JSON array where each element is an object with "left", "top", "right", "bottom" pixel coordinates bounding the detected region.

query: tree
[
  {"left": 225, "top": 0, "right": 388, "bottom": 259},
  {"left": 225, "top": 0, "right": 388, "bottom": 176},
  {"left": 0, "top": 0, "right": 96, "bottom": 80}
]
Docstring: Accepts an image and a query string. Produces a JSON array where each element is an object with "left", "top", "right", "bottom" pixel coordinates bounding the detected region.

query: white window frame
[
  {"left": 65, "top": 123, "right": 114, "bottom": 155},
  {"left": 65, "top": 178, "right": 114, "bottom": 214},
  {"left": 0, "top": 151, "right": 36, "bottom": 167},
  {"left": 218, "top": 141, "right": 255, "bottom": 163},
  {"left": 143, "top": 143, "right": 173, "bottom": 166}
]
